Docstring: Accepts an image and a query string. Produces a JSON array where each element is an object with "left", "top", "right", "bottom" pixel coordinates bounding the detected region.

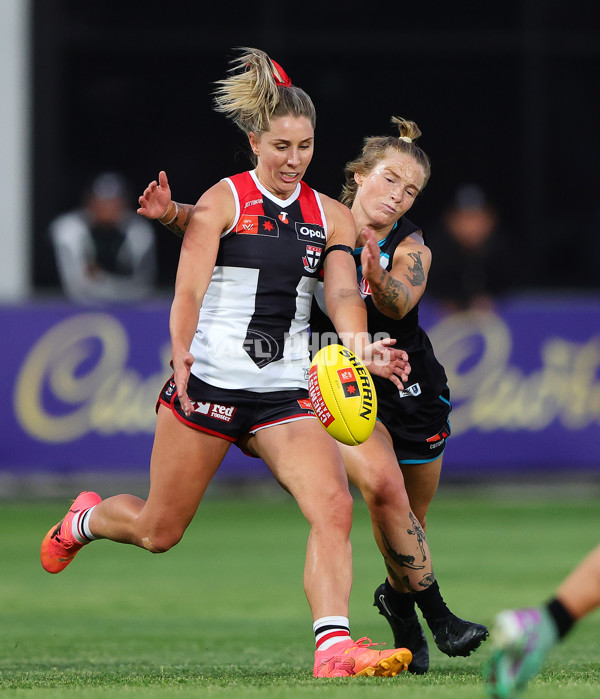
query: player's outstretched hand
[
  {"left": 360, "top": 227, "right": 382, "bottom": 280},
  {"left": 137, "top": 170, "right": 172, "bottom": 220},
  {"left": 172, "top": 350, "right": 195, "bottom": 417},
  {"left": 363, "top": 338, "right": 411, "bottom": 390}
]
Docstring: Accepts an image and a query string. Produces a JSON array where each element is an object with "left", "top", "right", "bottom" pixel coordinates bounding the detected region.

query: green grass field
[{"left": 1, "top": 488, "right": 598, "bottom": 697}]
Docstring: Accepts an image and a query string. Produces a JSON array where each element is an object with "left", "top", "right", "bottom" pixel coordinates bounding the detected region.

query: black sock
[
  {"left": 414, "top": 580, "right": 452, "bottom": 627},
  {"left": 383, "top": 579, "right": 416, "bottom": 619},
  {"left": 546, "top": 598, "right": 575, "bottom": 639}
]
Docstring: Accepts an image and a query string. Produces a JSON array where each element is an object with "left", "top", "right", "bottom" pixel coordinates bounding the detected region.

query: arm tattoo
[
  {"left": 370, "top": 269, "right": 410, "bottom": 319},
  {"left": 163, "top": 202, "right": 194, "bottom": 239},
  {"left": 369, "top": 250, "right": 425, "bottom": 318},
  {"left": 405, "top": 251, "right": 425, "bottom": 287}
]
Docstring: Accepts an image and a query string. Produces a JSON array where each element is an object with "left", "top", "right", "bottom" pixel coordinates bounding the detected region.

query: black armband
[{"left": 322, "top": 244, "right": 354, "bottom": 263}]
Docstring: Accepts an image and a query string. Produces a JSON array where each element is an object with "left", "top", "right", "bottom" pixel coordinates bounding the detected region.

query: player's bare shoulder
[
  {"left": 194, "top": 180, "right": 234, "bottom": 209},
  {"left": 394, "top": 230, "right": 432, "bottom": 276},
  {"left": 188, "top": 180, "right": 236, "bottom": 236}
]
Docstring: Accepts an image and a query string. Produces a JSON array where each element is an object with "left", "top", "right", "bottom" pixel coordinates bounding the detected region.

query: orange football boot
[
  {"left": 314, "top": 636, "right": 412, "bottom": 678},
  {"left": 40, "top": 491, "right": 101, "bottom": 573}
]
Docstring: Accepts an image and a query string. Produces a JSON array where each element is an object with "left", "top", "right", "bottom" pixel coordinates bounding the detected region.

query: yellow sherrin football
[{"left": 308, "top": 344, "right": 377, "bottom": 446}]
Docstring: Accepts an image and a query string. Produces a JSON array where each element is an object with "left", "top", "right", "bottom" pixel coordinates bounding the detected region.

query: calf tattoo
[
  {"left": 380, "top": 526, "right": 425, "bottom": 572},
  {"left": 407, "top": 512, "right": 427, "bottom": 561},
  {"left": 380, "top": 514, "right": 432, "bottom": 592}
]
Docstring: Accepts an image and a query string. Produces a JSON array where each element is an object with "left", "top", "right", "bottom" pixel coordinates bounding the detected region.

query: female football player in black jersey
[
  {"left": 40, "top": 48, "right": 415, "bottom": 679},
  {"left": 145, "top": 115, "right": 489, "bottom": 674},
  {"left": 316, "top": 118, "right": 489, "bottom": 672}
]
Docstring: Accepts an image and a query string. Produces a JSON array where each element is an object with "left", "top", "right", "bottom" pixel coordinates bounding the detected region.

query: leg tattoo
[{"left": 407, "top": 512, "right": 428, "bottom": 561}]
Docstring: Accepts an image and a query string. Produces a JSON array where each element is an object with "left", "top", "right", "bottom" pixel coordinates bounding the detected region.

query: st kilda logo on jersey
[
  {"left": 303, "top": 245, "right": 322, "bottom": 273},
  {"left": 235, "top": 215, "right": 280, "bottom": 237}
]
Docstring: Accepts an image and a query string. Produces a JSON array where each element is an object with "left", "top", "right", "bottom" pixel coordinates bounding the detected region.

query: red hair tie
[{"left": 271, "top": 59, "right": 292, "bottom": 87}]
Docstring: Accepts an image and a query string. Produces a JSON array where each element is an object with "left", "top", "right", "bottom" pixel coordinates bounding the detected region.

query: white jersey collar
[{"left": 250, "top": 169, "right": 301, "bottom": 207}]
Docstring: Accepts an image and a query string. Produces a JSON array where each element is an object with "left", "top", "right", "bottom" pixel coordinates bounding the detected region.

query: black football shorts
[
  {"left": 157, "top": 372, "right": 317, "bottom": 442},
  {"left": 377, "top": 386, "right": 452, "bottom": 465}
]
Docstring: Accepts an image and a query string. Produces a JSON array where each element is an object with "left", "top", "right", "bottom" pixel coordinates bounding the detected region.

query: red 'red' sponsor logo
[
  {"left": 191, "top": 401, "right": 237, "bottom": 423},
  {"left": 209, "top": 404, "right": 237, "bottom": 422},
  {"left": 297, "top": 398, "right": 313, "bottom": 410}
]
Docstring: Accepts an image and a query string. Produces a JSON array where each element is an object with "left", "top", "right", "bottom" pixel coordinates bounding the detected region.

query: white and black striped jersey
[{"left": 190, "top": 170, "right": 328, "bottom": 392}]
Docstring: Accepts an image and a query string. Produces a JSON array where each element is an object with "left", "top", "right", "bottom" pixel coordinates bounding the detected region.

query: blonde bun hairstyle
[{"left": 340, "top": 116, "right": 431, "bottom": 207}]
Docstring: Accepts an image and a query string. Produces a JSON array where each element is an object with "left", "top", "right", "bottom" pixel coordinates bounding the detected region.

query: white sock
[
  {"left": 71, "top": 506, "right": 97, "bottom": 543},
  {"left": 313, "top": 616, "right": 351, "bottom": 650}
]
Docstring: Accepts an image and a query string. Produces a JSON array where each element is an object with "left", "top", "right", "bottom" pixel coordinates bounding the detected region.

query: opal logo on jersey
[
  {"left": 296, "top": 223, "right": 326, "bottom": 242},
  {"left": 303, "top": 245, "right": 322, "bottom": 273}
]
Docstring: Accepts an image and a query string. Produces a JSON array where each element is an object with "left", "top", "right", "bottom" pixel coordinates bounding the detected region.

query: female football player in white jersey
[
  {"left": 143, "top": 117, "right": 489, "bottom": 673},
  {"left": 40, "top": 48, "right": 415, "bottom": 679}
]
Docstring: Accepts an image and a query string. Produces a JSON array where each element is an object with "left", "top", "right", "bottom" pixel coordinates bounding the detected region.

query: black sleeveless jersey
[{"left": 311, "top": 216, "right": 448, "bottom": 418}]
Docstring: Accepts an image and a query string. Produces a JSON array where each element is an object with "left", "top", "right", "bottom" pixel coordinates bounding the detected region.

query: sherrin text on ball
[{"left": 308, "top": 344, "right": 377, "bottom": 446}]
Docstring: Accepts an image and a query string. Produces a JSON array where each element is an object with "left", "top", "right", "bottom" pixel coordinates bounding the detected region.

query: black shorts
[
  {"left": 157, "top": 372, "right": 317, "bottom": 443},
  {"left": 377, "top": 387, "right": 452, "bottom": 465}
]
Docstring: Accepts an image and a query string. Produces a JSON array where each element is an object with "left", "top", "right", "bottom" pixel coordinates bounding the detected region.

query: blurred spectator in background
[
  {"left": 50, "top": 172, "right": 157, "bottom": 303},
  {"left": 427, "top": 184, "right": 517, "bottom": 313}
]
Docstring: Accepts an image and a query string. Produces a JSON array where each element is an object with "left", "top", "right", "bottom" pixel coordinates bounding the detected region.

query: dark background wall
[{"left": 31, "top": 0, "right": 600, "bottom": 293}]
